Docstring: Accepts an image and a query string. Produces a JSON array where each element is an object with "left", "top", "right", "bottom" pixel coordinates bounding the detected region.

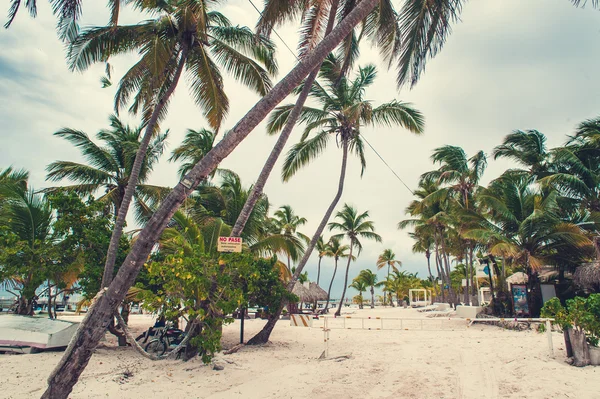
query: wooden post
[
  {"left": 546, "top": 319, "right": 553, "bottom": 358},
  {"left": 240, "top": 307, "right": 245, "bottom": 344},
  {"left": 323, "top": 317, "right": 329, "bottom": 358}
]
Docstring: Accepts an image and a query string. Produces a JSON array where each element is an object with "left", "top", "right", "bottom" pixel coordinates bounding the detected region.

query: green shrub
[{"left": 542, "top": 295, "right": 600, "bottom": 347}]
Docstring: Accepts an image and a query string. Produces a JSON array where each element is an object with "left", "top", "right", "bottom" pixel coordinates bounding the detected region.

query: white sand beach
[{"left": 1, "top": 307, "right": 598, "bottom": 399}]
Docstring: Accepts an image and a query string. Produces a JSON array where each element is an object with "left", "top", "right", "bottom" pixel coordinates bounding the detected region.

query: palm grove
[{"left": 2, "top": 0, "right": 600, "bottom": 398}]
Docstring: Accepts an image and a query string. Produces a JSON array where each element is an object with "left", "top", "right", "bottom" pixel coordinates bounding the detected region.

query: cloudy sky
[{"left": 2, "top": 0, "right": 600, "bottom": 298}]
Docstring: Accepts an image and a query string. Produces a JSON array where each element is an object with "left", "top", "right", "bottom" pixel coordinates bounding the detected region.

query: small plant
[{"left": 542, "top": 295, "right": 600, "bottom": 347}]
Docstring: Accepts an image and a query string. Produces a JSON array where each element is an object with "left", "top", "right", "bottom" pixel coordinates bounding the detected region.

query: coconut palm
[
  {"left": 42, "top": 3, "right": 412, "bottom": 392},
  {"left": 230, "top": 0, "right": 402, "bottom": 241},
  {"left": 170, "top": 128, "right": 217, "bottom": 179},
  {"left": 274, "top": 56, "right": 423, "bottom": 287},
  {"left": 0, "top": 166, "right": 29, "bottom": 206},
  {"left": 271, "top": 205, "right": 309, "bottom": 269},
  {"left": 0, "top": 166, "right": 28, "bottom": 191},
  {"left": 420, "top": 146, "right": 487, "bottom": 302},
  {"left": 409, "top": 232, "right": 434, "bottom": 282},
  {"left": 540, "top": 118, "right": 600, "bottom": 214},
  {"left": 0, "top": 188, "right": 52, "bottom": 315},
  {"left": 493, "top": 130, "right": 551, "bottom": 179},
  {"left": 399, "top": 180, "right": 456, "bottom": 301},
  {"left": 45, "top": 115, "right": 168, "bottom": 223},
  {"left": 315, "top": 236, "right": 333, "bottom": 285},
  {"left": 322, "top": 237, "right": 352, "bottom": 312},
  {"left": 329, "top": 204, "right": 382, "bottom": 316},
  {"left": 464, "top": 173, "right": 592, "bottom": 316},
  {"left": 65, "top": 0, "right": 277, "bottom": 288},
  {"left": 349, "top": 278, "right": 367, "bottom": 309},
  {"left": 357, "top": 269, "right": 378, "bottom": 309},
  {"left": 376, "top": 249, "right": 401, "bottom": 305}
]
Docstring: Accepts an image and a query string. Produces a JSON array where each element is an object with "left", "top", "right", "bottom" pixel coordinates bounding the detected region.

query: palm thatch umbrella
[
  {"left": 307, "top": 282, "right": 328, "bottom": 301},
  {"left": 291, "top": 281, "right": 312, "bottom": 302},
  {"left": 574, "top": 262, "right": 600, "bottom": 291}
]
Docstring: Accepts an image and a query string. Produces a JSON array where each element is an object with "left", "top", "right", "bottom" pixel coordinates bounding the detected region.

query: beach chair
[
  {"left": 416, "top": 304, "right": 438, "bottom": 312},
  {"left": 426, "top": 309, "right": 455, "bottom": 318}
]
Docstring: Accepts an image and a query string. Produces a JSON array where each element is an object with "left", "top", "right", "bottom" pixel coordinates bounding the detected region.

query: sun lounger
[
  {"left": 426, "top": 309, "right": 455, "bottom": 318},
  {"left": 416, "top": 305, "right": 438, "bottom": 312}
]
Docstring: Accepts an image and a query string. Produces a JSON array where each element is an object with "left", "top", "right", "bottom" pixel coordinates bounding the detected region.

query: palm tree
[
  {"left": 399, "top": 180, "right": 455, "bottom": 302},
  {"left": 358, "top": 269, "right": 378, "bottom": 309},
  {"left": 170, "top": 128, "right": 217, "bottom": 179},
  {"left": 349, "top": 278, "right": 367, "bottom": 309},
  {"left": 0, "top": 166, "right": 28, "bottom": 191},
  {"left": 464, "top": 173, "right": 592, "bottom": 316},
  {"left": 43, "top": 3, "right": 399, "bottom": 393},
  {"left": 493, "top": 130, "right": 550, "bottom": 178},
  {"left": 329, "top": 204, "right": 382, "bottom": 316},
  {"left": 315, "top": 236, "right": 333, "bottom": 285},
  {"left": 420, "top": 146, "right": 487, "bottom": 302},
  {"left": 0, "top": 166, "right": 29, "bottom": 206},
  {"left": 376, "top": 249, "right": 401, "bottom": 305},
  {"left": 272, "top": 205, "right": 309, "bottom": 269},
  {"left": 45, "top": 115, "right": 168, "bottom": 223},
  {"left": 230, "top": 0, "right": 401, "bottom": 239},
  {"left": 276, "top": 56, "right": 423, "bottom": 287},
  {"left": 322, "top": 237, "right": 352, "bottom": 312},
  {"left": 66, "top": 2, "right": 277, "bottom": 289},
  {"left": 0, "top": 188, "right": 52, "bottom": 315}
]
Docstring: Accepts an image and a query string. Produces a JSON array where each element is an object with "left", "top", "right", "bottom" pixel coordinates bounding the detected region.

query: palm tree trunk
[
  {"left": 335, "top": 244, "right": 353, "bottom": 316},
  {"left": 230, "top": 0, "right": 340, "bottom": 238},
  {"left": 370, "top": 286, "right": 374, "bottom": 309},
  {"left": 323, "top": 258, "right": 339, "bottom": 313},
  {"left": 464, "top": 249, "right": 470, "bottom": 305},
  {"left": 41, "top": 4, "right": 380, "bottom": 395},
  {"left": 384, "top": 264, "right": 389, "bottom": 305},
  {"left": 316, "top": 257, "right": 322, "bottom": 285},
  {"left": 247, "top": 139, "right": 350, "bottom": 344},
  {"left": 101, "top": 46, "right": 189, "bottom": 288}
]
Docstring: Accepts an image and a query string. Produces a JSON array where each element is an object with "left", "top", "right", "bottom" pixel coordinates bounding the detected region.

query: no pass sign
[{"left": 217, "top": 236, "right": 242, "bottom": 253}]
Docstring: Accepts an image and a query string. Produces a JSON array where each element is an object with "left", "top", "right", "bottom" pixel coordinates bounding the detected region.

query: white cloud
[{"left": 2, "top": 0, "right": 600, "bottom": 298}]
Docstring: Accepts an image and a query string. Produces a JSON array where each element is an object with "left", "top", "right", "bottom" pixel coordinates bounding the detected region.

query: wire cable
[
  {"left": 246, "top": 0, "right": 414, "bottom": 196},
  {"left": 362, "top": 136, "right": 415, "bottom": 195}
]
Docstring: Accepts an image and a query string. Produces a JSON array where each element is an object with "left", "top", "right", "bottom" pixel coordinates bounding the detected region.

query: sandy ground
[{"left": 1, "top": 307, "right": 598, "bottom": 399}]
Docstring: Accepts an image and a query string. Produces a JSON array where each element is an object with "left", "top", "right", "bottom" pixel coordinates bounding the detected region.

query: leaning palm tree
[
  {"left": 45, "top": 115, "right": 168, "bottom": 223},
  {"left": 276, "top": 56, "right": 423, "bottom": 284},
  {"left": 329, "top": 204, "right": 382, "bottom": 316},
  {"left": 358, "top": 269, "right": 379, "bottom": 309},
  {"left": 229, "top": 0, "right": 402, "bottom": 240},
  {"left": 322, "top": 236, "right": 352, "bottom": 313},
  {"left": 67, "top": 1, "right": 277, "bottom": 289},
  {"left": 315, "top": 236, "right": 333, "bottom": 285},
  {"left": 376, "top": 249, "right": 402, "bottom": 305},
  {"left": 40, "top": 3, "right": 437, "bottom": 394}
]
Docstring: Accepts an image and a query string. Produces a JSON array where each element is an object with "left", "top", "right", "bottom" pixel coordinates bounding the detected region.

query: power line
[
  {"left": 247, "top": 0, "right": 300, "bottom": 62},
  {"left": 362, "top": 136, "right": 415, "bottom": 195},
  {"left": 246, "top": 0, "right": 414, "bottom": 196}
]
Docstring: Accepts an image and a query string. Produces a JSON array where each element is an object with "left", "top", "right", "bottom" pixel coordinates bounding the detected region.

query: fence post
[{"left": 545, "top": 319, "right": 554, "bottom": 358}]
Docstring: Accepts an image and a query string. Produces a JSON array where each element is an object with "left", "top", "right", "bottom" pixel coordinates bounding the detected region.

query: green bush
[{"left": 541, "top": 295, "right": 600, "bottom": 347}]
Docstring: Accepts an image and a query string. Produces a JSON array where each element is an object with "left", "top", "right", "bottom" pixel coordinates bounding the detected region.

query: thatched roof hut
[
  {"left": 574, "top": 263, "right": 600, "bottom": 291},
  {"left": 506, "top": 272, "right": 528, "bottom": 285},
  {"left": 291, "top": 281, "right": 328, "bottom": 302},
  {"left": 291, "top": 281, "right": 311, "bottom": 302},
  {"left": 308, "top": 282, "right": 328, "bottom": 301}
]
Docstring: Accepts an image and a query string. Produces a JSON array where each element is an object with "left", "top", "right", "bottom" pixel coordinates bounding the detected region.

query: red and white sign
[{"left": 217, "top": 236, "right": 243, "bottom": 253}]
